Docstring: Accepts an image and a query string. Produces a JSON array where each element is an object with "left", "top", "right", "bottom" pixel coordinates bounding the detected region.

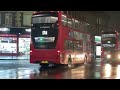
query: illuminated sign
[
  {"left": 96, "top": 46, "right": 101, "bottom": 56},
  {"left": 102, "top": 44, "right": 115, "bottom": 47},
  {"left": 40, "top": 26, "right": 50, "bottom": 28},
  {"left": 35, "top": 37, "right": 55, "bottom": 42},
  {"left": 95, "top": 36, "right": 101, "bottom": 43},
  {"left": 0, "top": 28, "right": 10, "bottom": 31},
  {"left": 42, "top": 31, "right": 47, "bottom": 35},
  {"left": 25, "top": 29, "right": 31, "bottom": 32}
]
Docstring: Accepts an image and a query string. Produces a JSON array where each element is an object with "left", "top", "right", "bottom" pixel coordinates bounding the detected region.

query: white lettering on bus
[{"left": 42, "top": 31, "right": 48, "bottom": 35}]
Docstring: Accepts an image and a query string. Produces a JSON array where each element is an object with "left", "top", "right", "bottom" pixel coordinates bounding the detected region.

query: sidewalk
[{"left": 0, "top": 55, "right": 30, "bottom": 60}]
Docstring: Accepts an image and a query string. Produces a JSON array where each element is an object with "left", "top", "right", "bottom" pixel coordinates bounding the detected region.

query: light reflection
[
  {"left": 70, "top": 66, "right": 86, "bottom": 79},
  {"left": 18, "top": 71, "right": 23, "bottom": 76},
  {"left": 103, "top": 64, "right": 112, "bottom": 78},
  {"left": 116, "top": 65, "right": 120, "bottom": 79},
  {"left": 40, "top": 70, "right": 48, "bottom": 76}
]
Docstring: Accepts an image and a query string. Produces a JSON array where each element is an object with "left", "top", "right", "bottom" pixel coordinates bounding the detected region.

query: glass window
[
  {"left": 62, "top": 14, "right": 67, "bottom": 26},
  {"left": 79, "top": 22, "right": 83, "bottom": 31},
  {"left": 76, "top": 32, "right": 80, "bottom": 40},
  {"left": 73, "top": 41, "right": 83, "bottom": 51},
  {"left": 87, "top": 42, "right": 91, "bottom": 51},
  {"left": 31, "top": 25, "right": 58, "bottom": 49},
  {"left": 75, "top": 20, "right": 79, "bottom": 29},
  {"left": 23, "top": 14, "right": 32, "bottom": 26},
  {"left": 69, "top": 31, "right": 74, "bottom": 38},
  {"left": 32, "top": 16, "right": 58, "bottom": 24},
  {"left": 19, "top": 38, "right": 30, "bottom": 55},
  {"left": 35, "top": 37, "right": 55, "bottom": 43},
  {"left": 0, "top": 14, "right": 1, "bottom": 25},
  {"left": 72, "top": 19, "right": 75, "bottom": 29},
  {"left": 32, "top": 12, "right": 58, "bottom": 24},
  {"left": 79, "top": 33, "right": 83, "bottom": 40},
  {"left": 0, "top": 37, "right": 17, "bottom": 53},
  {"left": 73, "top": 31, "right": 77, "bottom": 39},
  {"left": 67, "top": 18, "right": 72, "bottom": 28},
  {"left": 5, "top": 13, "right": 12, "bottom": 27},
  {"left": 64, "top": 40, "right": 74, "bottom": 50},
  {"left": 102, "top": 37, "right": 116, "bottom": 44}
]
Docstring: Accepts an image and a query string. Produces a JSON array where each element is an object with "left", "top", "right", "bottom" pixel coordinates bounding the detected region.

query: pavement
[{"left": 0, "top": 55, "right": 30, "bottom": 60}]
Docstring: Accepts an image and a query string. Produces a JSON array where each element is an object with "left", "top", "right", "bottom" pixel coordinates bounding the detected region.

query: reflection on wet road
[
  {"left": 0, "top": 59, "right": 120, "bottom": 79},
  {"left": 0, "top": 60, "right": 39, "bottom": 79},
  {"left": 101, "top": 64, "right": 120, "bottom": 79},
  {"left": 30, "top": 65, "right": 91, "bottom": 79}
]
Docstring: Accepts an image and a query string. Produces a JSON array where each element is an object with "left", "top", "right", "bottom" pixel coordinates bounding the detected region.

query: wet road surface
[{"left": 0, "top": 59, "right": 120, "bottom": 79}]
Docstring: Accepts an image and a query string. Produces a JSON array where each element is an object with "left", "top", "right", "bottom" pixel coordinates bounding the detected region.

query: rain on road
[{"left": 0, "top": 59, "right": 119, "bottom": 79}]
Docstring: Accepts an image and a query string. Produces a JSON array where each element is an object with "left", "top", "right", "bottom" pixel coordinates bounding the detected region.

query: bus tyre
[{"left": 84, "top": 55, "right": 87, "bottom": 65}]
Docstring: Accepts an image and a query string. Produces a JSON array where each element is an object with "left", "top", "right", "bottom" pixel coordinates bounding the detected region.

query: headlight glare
[
  {"left": 118, "top": 55, "right": 120, "bottom": 59},
  {"left": 107, "top": 54, "right": 111, "bottom": 58}
]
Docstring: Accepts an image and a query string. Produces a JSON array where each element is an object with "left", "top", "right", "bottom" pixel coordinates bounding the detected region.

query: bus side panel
[{"left": 59, "top": 26, "right": 68, "bottom": 64}]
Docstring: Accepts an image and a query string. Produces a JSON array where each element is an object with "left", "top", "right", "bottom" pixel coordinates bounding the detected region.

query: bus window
[
  {"left": 32, "top": 12, "right": 58, "bottom": 24},
  {"left": 72, "top": 19, "right": 75, "bottom": 29},
  {"left": 67, "top": 18, "right": 72, "bottom": 28},
  {"left": 87, "top": 42, "right": 91, "bottom": 51},
  {"left": 73, "top": 41, "right": 83, "bottom": 51},
  {"left": 79, "top": 22, "right": 83, "bottom": 31},
  {"left": 62, "top": 14, "right": 67, "bottom": 26},
  {"left": 69, "top": 31, "right": 74, "bottom": 38},
  {"left": 102, "top": 37, "right": 116, "bottom": 44},
  {"left": 75, "top": 19, "right": 79, "bottom": 29},
  {"left": 64, "top": 40, "right": 74, "bottom": 50},
  {"left": 31, "top": 12, "right": 59, "bottom": 49}
]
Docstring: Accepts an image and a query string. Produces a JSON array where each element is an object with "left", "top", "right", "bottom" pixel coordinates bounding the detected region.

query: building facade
[
  {"left": 63, "top": 11, "right": 110, "bottom": 36},
  {"left": 0, "top": 11, "right": 32, "bottom": 28},
  {"left": 0, "top": 11, "right": 110, "bottom": 36},
  {"left": 0, "top": 11, "right": 32, "bottom": 59}
]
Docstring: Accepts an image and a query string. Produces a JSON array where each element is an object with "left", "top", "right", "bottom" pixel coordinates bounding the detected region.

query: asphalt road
[{"left": 0, "top": 59, "right": 119, "bottom": 79}]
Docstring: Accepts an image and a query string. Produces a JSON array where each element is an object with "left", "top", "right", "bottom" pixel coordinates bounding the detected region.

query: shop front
[{"left": 0, "top": 27, "right": 30, "bottom": 60}]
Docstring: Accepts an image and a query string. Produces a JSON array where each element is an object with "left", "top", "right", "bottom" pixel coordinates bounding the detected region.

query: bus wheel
[{"left": 84, "top": 55, "right": 87, "bottom": 65}]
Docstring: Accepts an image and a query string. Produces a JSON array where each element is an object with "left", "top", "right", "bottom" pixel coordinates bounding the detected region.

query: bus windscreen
[
  {"left": 31, "top": 12, "right": 59, "bottom": 49},
  {"left": 102, "top": 37, "right": 116, "bottom": 44}
]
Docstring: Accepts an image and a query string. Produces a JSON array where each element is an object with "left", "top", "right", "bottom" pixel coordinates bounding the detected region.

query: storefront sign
[
  {"left": 25, "top": 29, "right": 31, "bottom": 32},
  {"left": 0, "top": 34, "right": 16, "bottom": 37},
  {"left": 19, "top": 35, "right": 30, "bottom": 38},
  {"left": 0, "top": 28, "right": 10, "bottom": 32}
]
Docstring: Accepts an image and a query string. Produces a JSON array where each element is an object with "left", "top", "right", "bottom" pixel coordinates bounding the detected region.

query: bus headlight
[{"left": 107, "top": 54, "right": 111, "bottom": 59}]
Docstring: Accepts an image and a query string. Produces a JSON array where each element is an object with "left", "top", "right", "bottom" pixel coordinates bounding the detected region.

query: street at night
[
  {"left": 1, "top": 11, "right": 120, "bottom": 79},
  {"left": 0, "top": 59, "right": 119, "bottom": 79}
]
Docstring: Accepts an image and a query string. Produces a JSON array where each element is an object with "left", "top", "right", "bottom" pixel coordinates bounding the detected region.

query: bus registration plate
[{"left": 41, "top": 61, "right": 48, "bottom": 63}]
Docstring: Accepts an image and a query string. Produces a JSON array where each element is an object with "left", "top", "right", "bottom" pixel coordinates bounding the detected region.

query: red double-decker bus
[
  {"left": 101, "top": 31, "right": 120, "bottom": 58},
  {"left": 30, "top": 11, "right": 92, "bottom": 67}
]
